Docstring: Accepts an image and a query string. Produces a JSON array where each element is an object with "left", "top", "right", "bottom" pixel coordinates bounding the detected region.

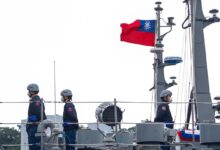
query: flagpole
[
  {"left": 152, "top": 1, "right": 164, "bottom": 113},
  {"left": 151, "top": 1, "right": 176, "bottom": 114},
  {"left": 155, "top": 1, "right": 162, "bottom": 47}
]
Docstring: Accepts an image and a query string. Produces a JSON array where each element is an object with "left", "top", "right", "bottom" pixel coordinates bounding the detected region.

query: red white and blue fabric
[
  {"left": 120, "top": 20, "right": 156, "bottom": 46},
  {"left": 177, "top": 130, "right": 200, "bottom": 142}
]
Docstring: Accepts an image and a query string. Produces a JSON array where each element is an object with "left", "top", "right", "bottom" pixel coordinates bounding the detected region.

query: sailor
[
  {"left": 26, "top": 83, "right": 47, "bottom": 150},
  {"left": 61, "top": 89, "right": 79, "bottom": 150},
  {"left": 154, "top": 90, "right": 174, "bottom": 129}
]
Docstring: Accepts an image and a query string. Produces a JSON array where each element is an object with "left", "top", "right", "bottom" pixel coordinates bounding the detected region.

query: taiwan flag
[{"left": 120, "top": 20, "right": 156, "bottom": 46}]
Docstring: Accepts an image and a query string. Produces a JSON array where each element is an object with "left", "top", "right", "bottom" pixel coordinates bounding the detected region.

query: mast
[
  {"left": 151, "top": 2, "right": 178, "bottom": 111},
  {"left": 183, "top": 1, "right": 220, "bottom": 147},
  {"left": 190, "top": 0, "right": 219, "bottom": 123},
  {"left": 152, "top": 1, "right": 166, "bottom": 111}
]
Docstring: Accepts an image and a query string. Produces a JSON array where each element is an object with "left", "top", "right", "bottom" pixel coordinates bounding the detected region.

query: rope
[
  {"left": 0, "top": 100, "right": 217, "bottom": 105},
  {"left": 174, "top": 12, "right": 186, "bottom": 127},
  {"left": 182, "top": 0, "right": 191, "bottom": 29},
  {"left": 179, "top": 26, "right": 189, "bottom": 128},
  {"left": 174, "top": 2, "right": 194, "bottom": 129}
]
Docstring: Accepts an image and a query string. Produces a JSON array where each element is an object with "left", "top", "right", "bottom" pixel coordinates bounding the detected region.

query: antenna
[
  {"left": 54, "top": 61, "right": 57, "bottom": 123},
  {"left": 151, "top": 2, "right": 178, "bottom": 112}
]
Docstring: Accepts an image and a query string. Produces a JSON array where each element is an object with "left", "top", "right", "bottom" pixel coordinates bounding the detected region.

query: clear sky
[{"left": 0, "top": 0, "right": 220, "bottom": 129}]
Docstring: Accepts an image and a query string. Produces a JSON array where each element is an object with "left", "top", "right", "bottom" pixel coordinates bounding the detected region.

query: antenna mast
[
  {"left": 189, "top": 0, "right": 220, "bottom": 123},
  {"left": 54, "top": 61, "right": 57, "bottom": 122},
  {"left": 150, "top": 2, "right": 177, "bottom": 112}
]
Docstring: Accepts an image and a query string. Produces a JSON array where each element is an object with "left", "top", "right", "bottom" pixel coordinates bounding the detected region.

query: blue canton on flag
[{"left": 138, "top": 20, "right": 156, "bottom": 33}]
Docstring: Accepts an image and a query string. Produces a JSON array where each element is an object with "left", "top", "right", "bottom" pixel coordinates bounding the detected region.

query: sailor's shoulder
[
  {"left": 65, "top": 102, "right": 74, "bottom": 108},
  {"left": 158, "top": 103, "right": 168, "bottom": 111}
]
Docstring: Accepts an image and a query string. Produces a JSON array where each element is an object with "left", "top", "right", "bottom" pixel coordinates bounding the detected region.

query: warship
[{"left": 1, "top": 0, "right": 220, "bottom": 150}]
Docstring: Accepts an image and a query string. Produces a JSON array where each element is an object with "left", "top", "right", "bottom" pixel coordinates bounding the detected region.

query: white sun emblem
[{"left": 144, "top": 21, "right": 151, "bottom": 30}]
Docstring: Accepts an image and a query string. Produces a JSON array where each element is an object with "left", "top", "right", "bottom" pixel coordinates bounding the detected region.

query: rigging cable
[
  {"left": 180, "top": 31, "right": 188, "bottom": 129},
  {"left": 53, "top": 61, "right": 57, "bottom": 123},
  {"left": 182, "top": 0, "right": 191, "bottom": 29},
  {"left": 181, "top": 25, "right": 193, "bottom": 129},
  {"left": 173, "top": 30, "right": 185, "bottom": 128},
  {"left": 183, "top": 26, "right": 191, "bottom": 128},
  {"left": 181, "top": 0, "right": 193, "bottom": 129},
  {"left": 174, "top": 0, "right": 192, "bottom": 126},
  {"left": 174, "top": 2, "right": 191, "bottom": 129},
  {"left": 188, "top": 21, "right": 194, "bottom": 129}
]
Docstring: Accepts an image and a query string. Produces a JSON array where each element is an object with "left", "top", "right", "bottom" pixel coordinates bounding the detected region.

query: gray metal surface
[
  {"left": 190, "top": 0, "right": 215, "bottom": 122},
  {"left": 151, "top": 1, "right": 168, "bottom": 111},
  {"left": 36, "top": 119, "right": 64, "bottom": 150},
  {"left": 115, "top": 130, "right": 133, "bottom": 150},
  {"left": 115, "top": 130, "right": 132, "bottom": 144},
  {"left": 77, "top": 129, "right": 104, "bottom": 149},
  {"left": 136, "top": 123, "right": 165, "bottom": 144},
  {"left": 200, "top": 124, "right": 220, "bottom": 144},
  {"left": 138, "top": 146, "right": 161, "bottom": 150}
]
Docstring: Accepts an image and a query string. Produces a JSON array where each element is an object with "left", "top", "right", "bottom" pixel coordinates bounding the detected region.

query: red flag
[{"left": 120, "top": 20, "right": 156, "bottom": 46}]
